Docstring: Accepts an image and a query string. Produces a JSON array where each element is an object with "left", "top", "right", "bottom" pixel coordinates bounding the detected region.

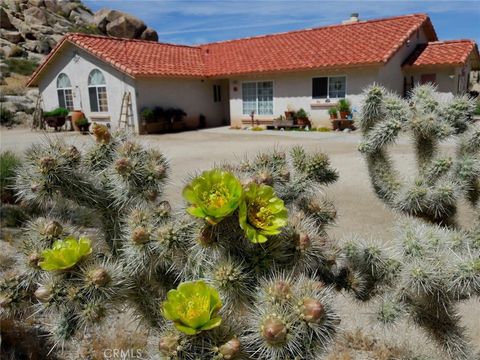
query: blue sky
[{"left": 84, "top": 0, "right": 480, "bottom": 45}]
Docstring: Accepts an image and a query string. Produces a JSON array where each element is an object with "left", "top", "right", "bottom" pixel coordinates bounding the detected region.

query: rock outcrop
[{"left": 0, "top": 0, "right": 158, "bottom": 60}]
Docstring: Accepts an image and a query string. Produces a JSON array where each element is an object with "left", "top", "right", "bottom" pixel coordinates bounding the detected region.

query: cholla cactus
[
  {"left": 359, "top": 84, "right": 478, "bottom": 225},
  {"left": 358, "top": 85, "right": 480, "bottom": 359},
  {"left": 3, "top": 121, "right": 475, "bottom": 359},
  {"left": 1, "top": 126, "right": 368, "bottom": 359}
]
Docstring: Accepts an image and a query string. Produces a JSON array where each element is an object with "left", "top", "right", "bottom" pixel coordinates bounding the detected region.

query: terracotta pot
[
  {"left": 296, "top": 117, "right": 310, "bottom": 126},
  {"left": 329, "top": 114, "right": 337, "bottom": 120},
  {"left": 184, "top": 116, "right": 200, "bottom": 130},
  {"left": 71, "top": 110, "right": 85, "bottom": 131},
  {"left": 340, "top": 111, "right": 349, "bottom": 120}
]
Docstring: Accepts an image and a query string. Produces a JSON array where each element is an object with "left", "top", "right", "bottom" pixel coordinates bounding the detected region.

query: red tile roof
[
  {"left": 201, "top": 14, "right": 436, "bottom": 76},
  {"left": 28, "top": 13, "right": 445, "bottom": 86},
  {"left": 403, "top": 40, "right": 480, "bottom": 69}
]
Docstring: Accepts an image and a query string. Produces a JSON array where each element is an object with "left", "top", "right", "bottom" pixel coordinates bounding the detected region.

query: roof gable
[
  {"left": 28, "top": 13, "right": 440, "bottom": 86},
  {"left": 403, "top": 40, "right": 480, "bottom": 70}
]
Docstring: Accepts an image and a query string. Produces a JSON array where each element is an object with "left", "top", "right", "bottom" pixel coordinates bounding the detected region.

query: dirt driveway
[{"left": 1, "top": 126, "right": 475, "bottom": 240}]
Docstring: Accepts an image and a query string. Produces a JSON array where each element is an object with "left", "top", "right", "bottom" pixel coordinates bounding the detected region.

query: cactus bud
[
  {"left": 115, "top": 158, "right": 132, "bottom": 176},
  {"left": 299, "top": 298, "right": 324, "bottom": 323},
  {"left": 218, "top": 338, "right": 241, "bottom": 359},
  {"left": 39, "top": 156, "right": 56, "bottom": 173},
  {"left": 296, "top": 233, "right": 311, "bottom": 251},
  {"left": 146, "top": 190, "right": 158, "bottom": 201},
  {"left": 256, "top": 171, "right": 273, "bottom": 185},
  {"left": 35, "top": 285, "right": 53, "bottom": 303},
  {"left": 241, "top": 177, "right": 255, "bottom": 187},
  {"left": 28, "top": 252, "right": 42, "bottom": 268},
  {"left": 158, "top": 333, "right": 180, "bottom": 355},
  {"left": 30, "top": 182, "right": 40, "bottom": 193},
  {"left": 67, "top": 286, "right": 80, "bottom": 301},
  {"left": 268, "top": 281, "right": 291, "bottom": 302},
  {"left": 87, "top": 268, "right": 110, "bottom": 287},
  {"left": 43, "top": 220, "right": 63, "bottom": 237},
  {"left": 261, "top": 315, "right": 287, "bottom": 345},
  {"left": 154, "top": 164, "right": 167, "bottom": 179},
  {"left": 198, "top": 225, "right": 215, "bottom": 246},
  {"left": 64, "top": 145, "right": 81, "bottom": 164},
  {"left": 131, "top": 227, "right": 149, "bottom": 244},
  {"left": 157, "top": 201, "right": 171, "bottom": 217},
  {"left": 280, "top": 169, "right": 290, "bottom": 181}
]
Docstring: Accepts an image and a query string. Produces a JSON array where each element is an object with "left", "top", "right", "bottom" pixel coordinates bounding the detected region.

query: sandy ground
[{"left": 1, "top": 126, "right": 479, "bottom": 358}]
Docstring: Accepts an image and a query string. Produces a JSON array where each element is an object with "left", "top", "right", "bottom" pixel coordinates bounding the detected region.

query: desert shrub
[
  {"left": 68, "top": 24, "right": 101, "bottom": 35},
  {"left": 251, "top": 126, "right": 264, "bottom": 131},
  {"left": 0, "top": 151, "right": 21, "bottom": 203},
  {"left": 7, "top": 45, "right": 26, "bottom": 58},
  {"left": 140, "top": 107, "right": 155, "bottom": 123},
  {"left": 0, "top": 106, "right": 14, "bottom": 126},
  {"left": 4, "top": 58, "right": 38, "bottom": 76}
]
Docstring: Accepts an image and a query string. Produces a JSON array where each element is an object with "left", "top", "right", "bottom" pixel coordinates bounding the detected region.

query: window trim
[
  {"left": 241, "top": 80, "right": 274, "bottom": 116},
  {"left": 88, "top": 69, "right": 108, "bottom": 113},
  {"left": 56, "top": 73, "right": 74, "bottom": 110},
  {"left": 312, "top": 75, "right": 347, "bottom": 100}
]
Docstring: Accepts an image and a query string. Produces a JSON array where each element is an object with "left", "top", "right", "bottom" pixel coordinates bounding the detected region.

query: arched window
[
  {"left": 88, "top": 69, "right": 108, "bottom": 112},
  {"left": 56, "top": 73, "right": 73, "bottom": 110}
]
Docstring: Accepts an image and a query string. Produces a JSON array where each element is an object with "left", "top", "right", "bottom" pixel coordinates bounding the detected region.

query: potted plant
[
  {"left": 295, "top": 108, "right": 310, "bottom": 126},
  {"left": 328, "top": 107, "right": 338, "bottom": 120},
  {"left": 337, "top": 99, "right": 351, "bottom": 119},
  {"left": 71, "top": 110, "right": 85, "bottom": 131},
  {"left": 43, "top": 107, "right": 69, "bottom": 131},
  {"left": 284, "top": 104, "right": 296, "bottom": 120},
  {"left": 75, "top": 116, "right": 90, "bottom": 134}
]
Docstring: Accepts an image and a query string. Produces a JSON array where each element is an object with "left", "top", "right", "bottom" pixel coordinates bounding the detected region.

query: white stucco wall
[
  {"left": 404, "top": 66, "right": 457, "bottom": 93},
  {"left": 135, "top": 78, "right": 229, "bottom": 129},
  {"left": 228, "top": 67, "right": 380, "bottom": 128},
  {"left": 378, "top": 28, "right": 428, "bottom": 94},
  {"left": 37, "top": 43, "right": 139, "bottom": 132}
]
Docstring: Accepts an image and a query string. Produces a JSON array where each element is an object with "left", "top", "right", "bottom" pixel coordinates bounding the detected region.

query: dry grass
[{"left": 0, "top": 74, "right": 29, "bottom": 96}]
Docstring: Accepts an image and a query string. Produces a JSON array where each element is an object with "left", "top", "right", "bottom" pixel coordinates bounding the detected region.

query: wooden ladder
[
  {"left": 31, "top": 95, "right": 45, "bottom": 130},
  {"left": 118, "top": 91, "right": 134, "bottom": 130}
]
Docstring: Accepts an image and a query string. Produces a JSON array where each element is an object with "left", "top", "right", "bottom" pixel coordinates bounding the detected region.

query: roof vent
[{"left": 342, "top": 13, "right": 360, "bottom": 24}]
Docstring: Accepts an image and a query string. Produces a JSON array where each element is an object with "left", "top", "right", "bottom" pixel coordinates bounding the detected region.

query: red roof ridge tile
[
  {"left": 198, "top": 13, "right": 429, "bottom": 47},
  {"left": 426, "top": 39, "right": 475, "bottom": 45},
  {"left": 66, "top": 32, "right": 201, "bottom": 49}
]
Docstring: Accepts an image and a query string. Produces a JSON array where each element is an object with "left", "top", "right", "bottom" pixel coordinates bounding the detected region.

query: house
[{"left": 27, "top": 13, "right": 480, "bottom": 133}]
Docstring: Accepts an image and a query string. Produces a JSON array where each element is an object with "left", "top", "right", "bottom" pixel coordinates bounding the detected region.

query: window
[
  {"left": 312, "top": 76, "right": 346, "bottom": 99},
  {"left": 213, "top": 85, "right": 221, "bottom": 102},
  {"left": 242, "top": 81, "right": 273, "bottom": 115},
  {"left": 56, "top": 73, "right": 73, "bottom": 110},
  {"left": 88, "top": 69, "right": 108, "bottom": 112}
]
